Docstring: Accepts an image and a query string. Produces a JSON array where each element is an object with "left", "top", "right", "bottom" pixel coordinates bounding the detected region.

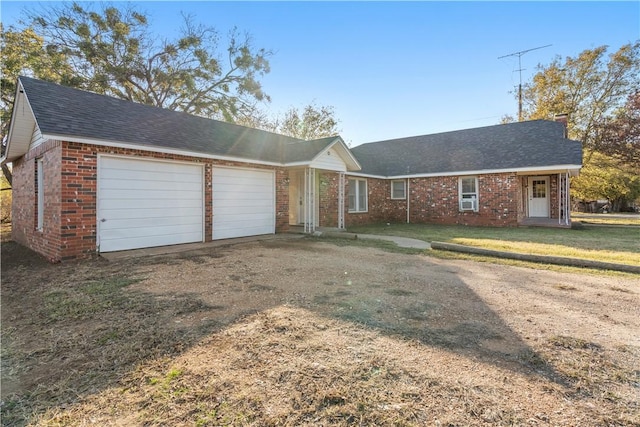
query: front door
[
  {"left": 288, "top": 171, "right": 304, "bottom": 225},
  {"left": 528, "top": 176, "right": 549, "bottom": 217},
  {"left": 288, "top": 169, "right": 319, "bottom": 228}
]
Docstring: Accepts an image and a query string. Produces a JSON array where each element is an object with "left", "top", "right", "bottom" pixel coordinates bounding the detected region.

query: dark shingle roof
[
  {"left": 18, "top": 77, "right": 581, "bottom": 175},
  {"left": 19, "top": 76, "right": 337, "bottom": 164},
  {"left": 351, "top": 121, "right": 583, "bottom": 176}
]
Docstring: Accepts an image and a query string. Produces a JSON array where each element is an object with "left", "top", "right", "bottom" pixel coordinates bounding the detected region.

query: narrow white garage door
[
  {"left": 98, "top": 156, "right": 204, "bottom": 252},
  {"left": 212, "top": 167, "right": 275, "bottom": 240}
]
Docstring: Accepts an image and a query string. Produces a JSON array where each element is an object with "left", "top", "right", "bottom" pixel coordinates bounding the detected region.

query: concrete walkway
[{"left": 321, "top": 231, "right": 431, "bottom": 250}]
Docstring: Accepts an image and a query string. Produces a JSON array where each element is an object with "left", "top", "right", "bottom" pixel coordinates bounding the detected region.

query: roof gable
[
  {"left": 2, "top": 81, "right": 37, "bottom": 162},
  {"left": 351, "top": 121, "right": 583, "bottom": 177}
]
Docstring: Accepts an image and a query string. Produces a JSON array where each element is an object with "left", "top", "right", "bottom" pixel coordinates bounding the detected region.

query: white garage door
[
  {"left": 212, "top": 167, "right": 275, "bottom": 240},
  {"left": 98, "top": 156, "right": 204, "bottom": 252}
]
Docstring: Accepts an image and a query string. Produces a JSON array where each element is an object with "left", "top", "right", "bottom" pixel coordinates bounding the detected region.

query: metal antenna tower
[{"left": 499, "top": 44, "right": 552, "bottom": 121}]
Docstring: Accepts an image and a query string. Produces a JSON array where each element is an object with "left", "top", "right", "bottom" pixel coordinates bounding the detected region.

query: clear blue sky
[{"left": 2, "top": 1, "right": 638, "bottom": 146}]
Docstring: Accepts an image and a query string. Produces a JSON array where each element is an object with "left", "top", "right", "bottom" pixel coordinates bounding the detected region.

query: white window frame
[
  {"left": 37, "top": 157, "right": 44, "bottom": 230},
  {"left": 458, "top": 176, "right": 479, "bottom": 212},
  {"left": 348, "top": 178, "right": 368, "bottom": 213},
  {"left": 391, "top": 179, "right": 406, "bottom": 200}
]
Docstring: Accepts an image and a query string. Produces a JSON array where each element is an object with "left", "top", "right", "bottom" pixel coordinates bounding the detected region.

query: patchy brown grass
[
  {"left": 1, "top": 238, "right": 639, "bottom": 426},
  {"left": 0, "top": 222, "right": 11, "bottom": 243}
]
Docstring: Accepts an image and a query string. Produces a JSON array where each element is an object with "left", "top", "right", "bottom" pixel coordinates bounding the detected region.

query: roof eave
[
  {"left": 41, "top": 133, "right": 285, "bottom": 167},
  {"left": 351, "top": 164, "right": 583, "bottom": 179}
]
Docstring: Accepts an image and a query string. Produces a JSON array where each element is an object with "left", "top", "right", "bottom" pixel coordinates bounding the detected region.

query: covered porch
[
  {"left": 288, "top": 167, "right": 346, "bottom": 234},
  {"left": 286, "top": 138, "right": 361, "bottom": 234},
  {"left": 517, "top": 169, "right": 578, "bottom": 228}
]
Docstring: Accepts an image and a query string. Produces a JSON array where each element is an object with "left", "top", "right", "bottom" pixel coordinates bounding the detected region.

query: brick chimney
[{"left": 554, "top": 113, "right": 568, "bottom": 138}]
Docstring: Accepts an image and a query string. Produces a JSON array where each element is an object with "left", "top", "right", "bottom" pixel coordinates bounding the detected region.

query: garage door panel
[
  {"left": 214, "top": 190, "right": 273, "bottom": 199},
  {"left": 100, "top": 199, "right": 203, "bottom": 211},
  {"left": 213, "top": 180, "right": 273, "bottom": 190},
  {"left": 214, "top": 168, "right": 268, "bottom": 178},
  {"left": 213, "top": 225, "right": 275, "bottom": 241},
  {"left": 213, "top": 167, "right": 275, "bottom": 240},
  {"left": 214, "top": 211, "right": 274, "bottom": 223},
  {"left": 100, "top": 167, "right": 199, "bottom": 182},
  {"left": 101, "top": 223, "right": 202, "bottom": 239},
  {"left": 213, "top": 205, "right": 273, "bottom": 216},
  {"left": 100, "top": 188, "right": 202, "bottom": 201},
  {"left": 101, "top": 231, "right": 204, "bottom": 253},
  {"left": 102, "top": 158, "right": 203, "bottom": 175},
  {"left": 100, "top": 178, "right": 202, "bottom": 192},
  {"left": 98, "top": 157, "right": 203, "bottom": 252},
  {"left": 212, "top": 197, "right": 273, "bottom": 208},
  {"left": 101, "top": 215, "right": 203, "bottom": 230}
]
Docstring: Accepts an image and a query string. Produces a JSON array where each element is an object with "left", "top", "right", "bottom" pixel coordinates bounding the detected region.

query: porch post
[
  {"left": 558, "top": 172, "right": 570, "bottom": 226},
  {"left": 558, "top": 173, "right": 561, "bottom": 225},
  {"left": 304, "top": 168, "right": 316, "bottom": 233},
  {"left": 564, "top": 172, "right": 571, "bottom": 225}
]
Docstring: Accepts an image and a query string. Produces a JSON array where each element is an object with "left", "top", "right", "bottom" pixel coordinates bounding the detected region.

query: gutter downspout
[{"left": 406, "top": 178, "right": 410, "bottom": 224}]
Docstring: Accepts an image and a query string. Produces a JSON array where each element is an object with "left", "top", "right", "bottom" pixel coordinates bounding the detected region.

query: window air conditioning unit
[{"left": 460, "top": 199, "right": 477, "bottom": 211}]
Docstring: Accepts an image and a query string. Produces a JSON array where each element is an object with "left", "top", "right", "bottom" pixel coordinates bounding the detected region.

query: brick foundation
[{"left": 345, "top": 177, "right": 407, "bottom": 227}]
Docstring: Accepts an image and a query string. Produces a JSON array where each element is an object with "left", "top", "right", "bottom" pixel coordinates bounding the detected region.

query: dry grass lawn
[
  {"left": 1, "top": 237, "right": 639, "bottom": 426},
  {"left": 348, "top": 222, "right": 640, "bottom": 267}
]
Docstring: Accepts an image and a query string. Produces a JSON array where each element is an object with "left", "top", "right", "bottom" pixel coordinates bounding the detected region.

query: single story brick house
[
  {"left": 2, "top": 77, "right": 582, "bottom": 261},
  {"left": 348, "top": 119, "right": 583, "bottom": 228}
]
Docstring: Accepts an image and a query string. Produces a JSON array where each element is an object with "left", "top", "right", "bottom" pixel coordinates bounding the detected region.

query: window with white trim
[
  {"left": 391, "top": 180, "right": 406, "bottom": 200},
  {"left": 36, "top": 157, "right": 44, "bottom": 230},
  {"left": 458, "top": 176, "right": 478, "bottom": 212},
  {"left": 348, "top": 178, "right": 367, "bottom": 212}
]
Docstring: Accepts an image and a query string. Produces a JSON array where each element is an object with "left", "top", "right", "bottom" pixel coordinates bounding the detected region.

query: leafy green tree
[
  {"left": 520, "top": 43, "right": 640, "bottom": 211},
  {"left": 521, "top": 42, "right": 640, "bottom": 156},
  {"left": 276, "top": 103, "right": 340, "bottom": 140},
  {"left": 0, "top": 172, "right": 11, "bottom": 222},
  {"left": 237, "top": 102, "right": 341, "bottom": 140},
  {"left": 597, "top": 91, "right": 640, "bottom": 168},
  {"left": 25, "top": 2, "right": 272, "bottom": 122},
  {"left": 0, "top": 24, "right": 76, "bottom": 184},
  {"left": 571, "top": 151, "right": 640, "bottom": 211},
  {"left": 1, "top": 3, "right": 273, "bottom": 183}
]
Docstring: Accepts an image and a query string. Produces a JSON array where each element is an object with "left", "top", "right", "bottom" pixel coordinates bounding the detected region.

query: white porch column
[
  {"left": 559, "top": 172, "right": 570, "bottom": 226},
  {"left": 304, "top": 168, "right": 316, "bottom": 233}
]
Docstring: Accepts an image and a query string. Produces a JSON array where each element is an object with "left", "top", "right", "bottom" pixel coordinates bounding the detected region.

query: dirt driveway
[{"left": 1, "top": 237, "right": 639, "bottom": 426}]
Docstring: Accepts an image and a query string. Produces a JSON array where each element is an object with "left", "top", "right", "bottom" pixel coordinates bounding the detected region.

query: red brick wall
[
  {"left": 318, "top": 171, "right": 339, "bottom": 228},
  {"left": 11, "top": 140, "right": 63, "bottom": 261},
  {"left": 60, "top": 143, "right": 98, "bottom": 259},
  {"left": 345, "top": 173, "right": 521, "bottom": 228},
  {"left": 13, "top": 140, "right": 289, "bottom": 261},
  {"left": 408, "top": 173, "right": 519, "bottom": 226},
  {"left": 517, "top": 176, "right": 527, "bottom": 222},
  {"left": 275, "top": 169, "right": 290, "bottom": 233},
  {"left": 345, "top": 177, "right": 407, "bottom": 227},
  {"left": 549, "top": 174, "right": 559, "bottom": 219}
]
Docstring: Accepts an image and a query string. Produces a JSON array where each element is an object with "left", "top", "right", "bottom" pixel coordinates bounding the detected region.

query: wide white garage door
[
  {"left": 98, "top": 156, "right": 204, "bottom": 252},
  {"left": 212, "top": 167, "right": 275, "bottom": 240}
]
